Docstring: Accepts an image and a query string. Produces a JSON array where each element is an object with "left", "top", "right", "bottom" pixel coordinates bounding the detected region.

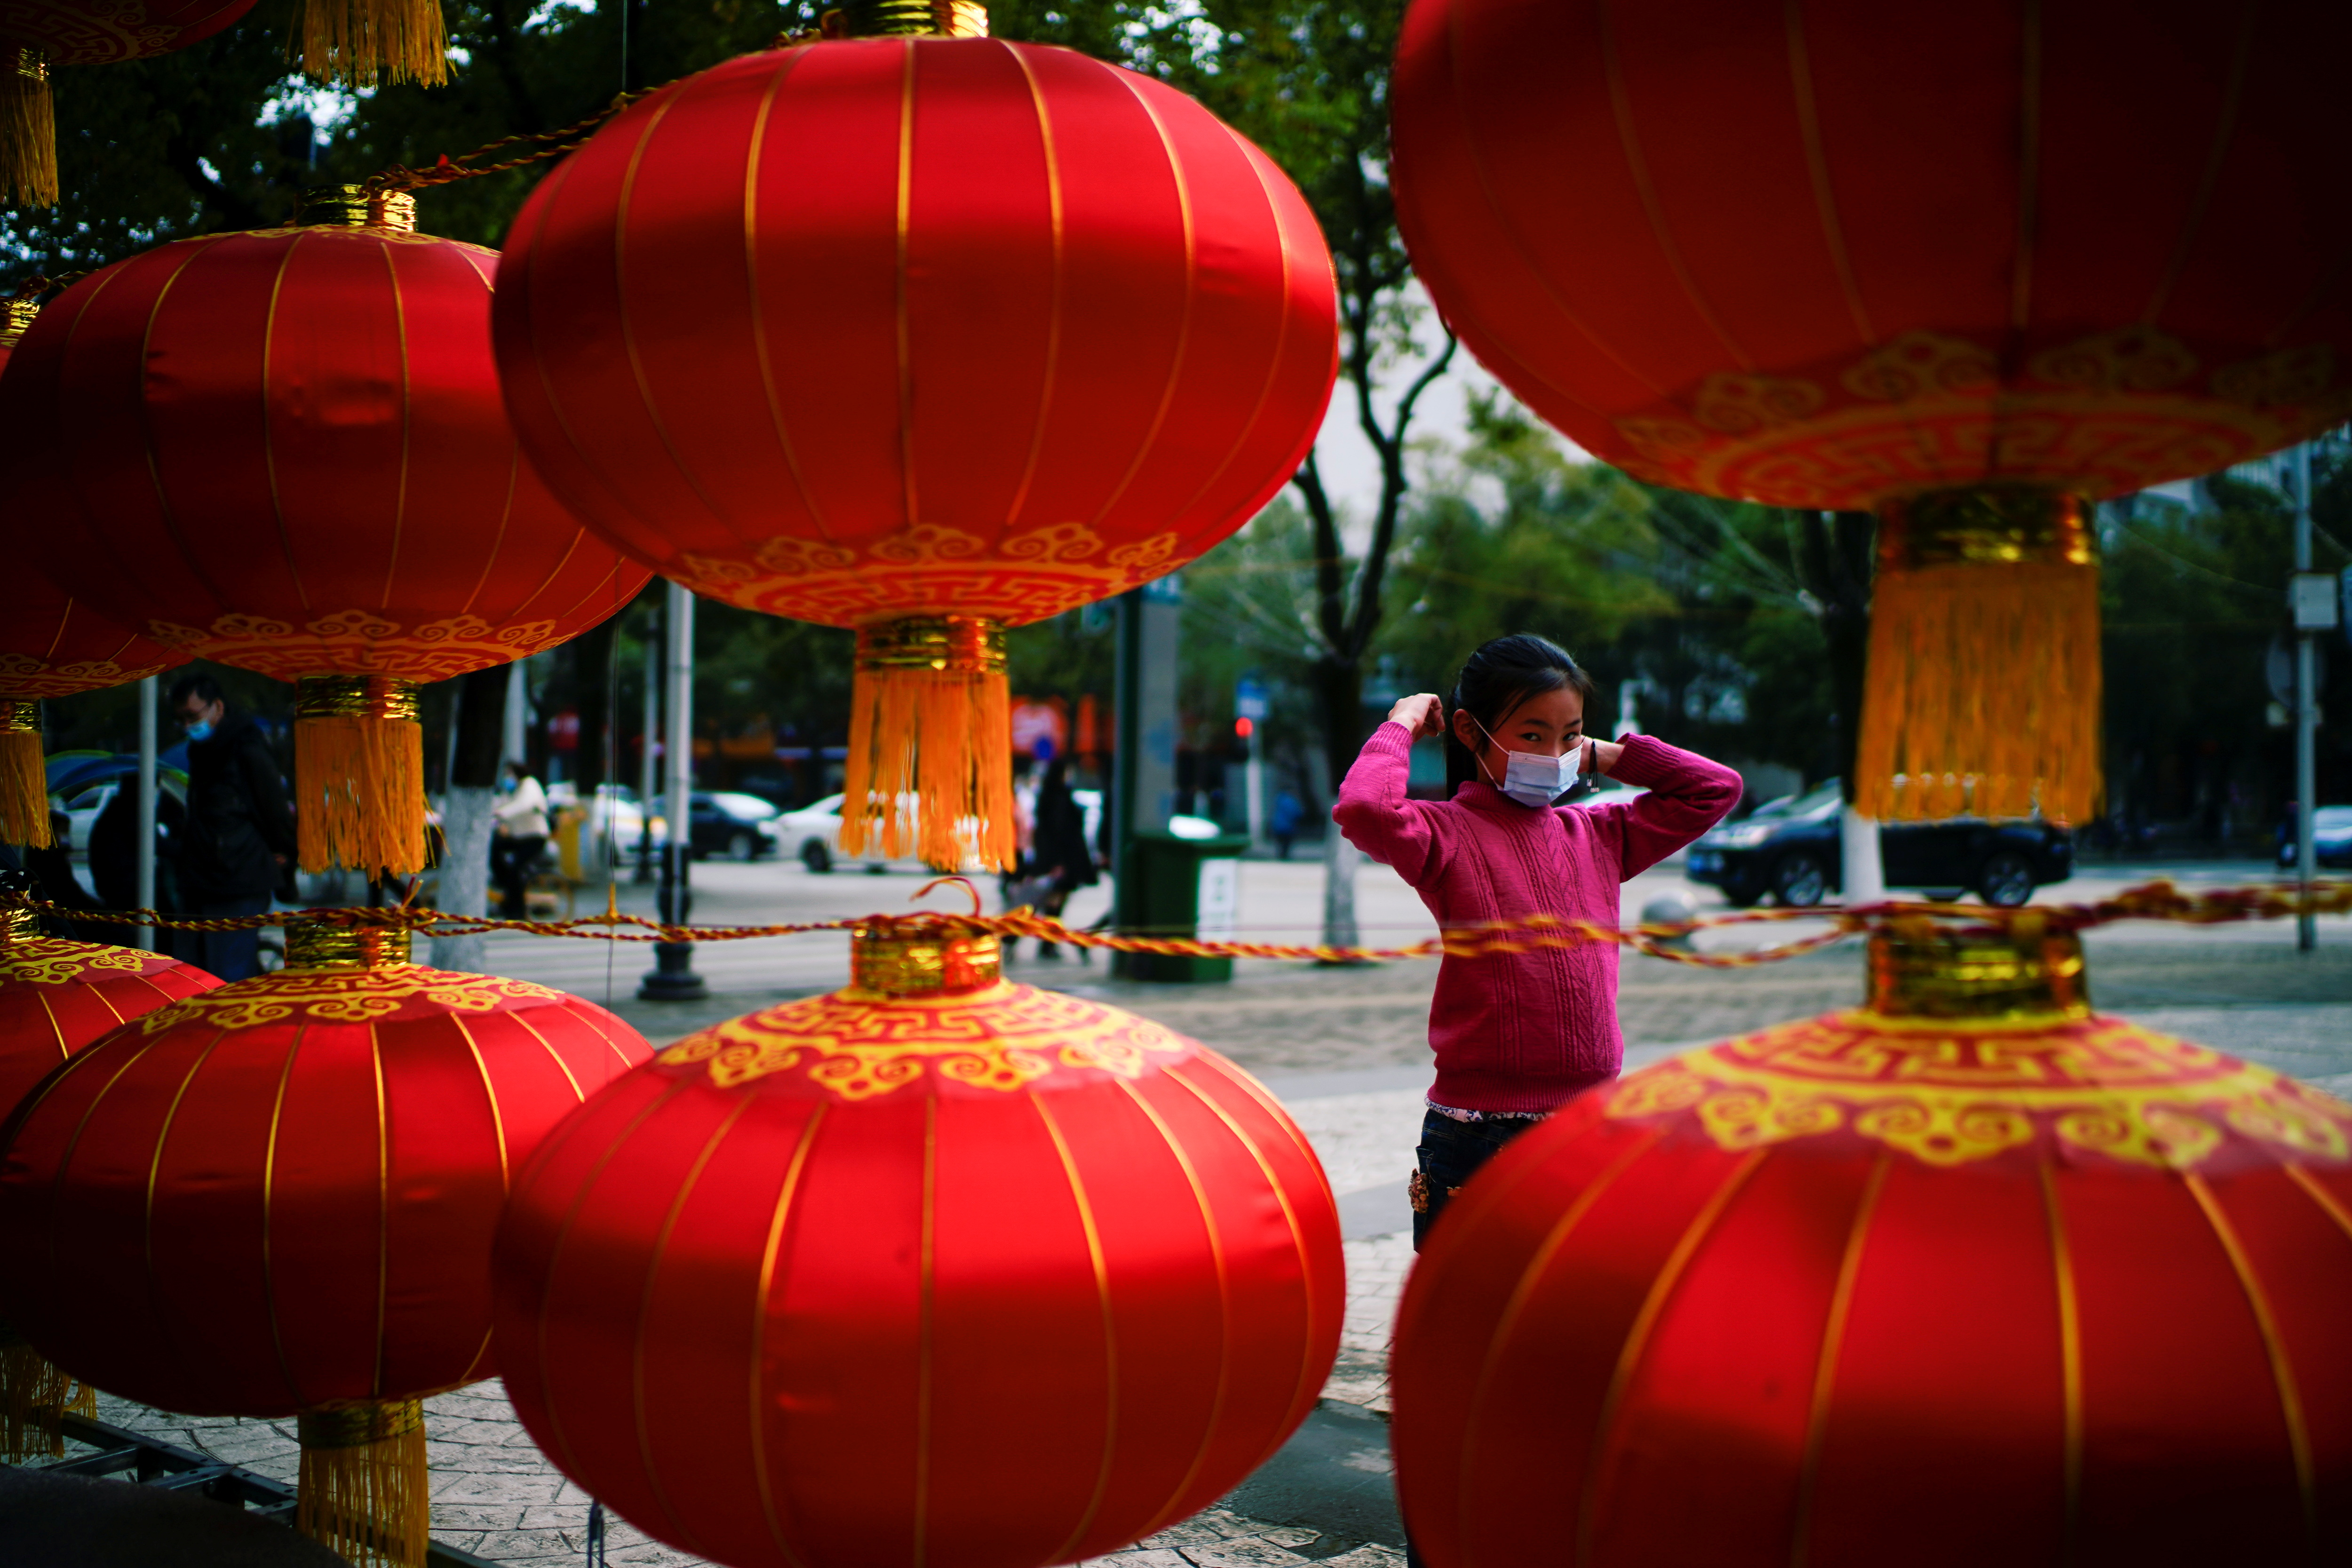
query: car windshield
[
  {"left": 804, "top": 794, "right": 845, "bottom": 816},
  {"left": 709, "top": 792, "right": 780, "bottom": 819},
  {"left": 1746, "top": 780, "right": 1841, "bottom": 822},
  {"left": 2315, "top": 806, "right": 2352, "bottom": 830}
]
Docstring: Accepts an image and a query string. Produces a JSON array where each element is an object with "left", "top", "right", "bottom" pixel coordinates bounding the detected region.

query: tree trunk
[
  {"left": 431, "top": 666, "right": 509, "bottom": 974},
  {"left": 1312, "top": 653, "right": 1367, "bottom": 951}
]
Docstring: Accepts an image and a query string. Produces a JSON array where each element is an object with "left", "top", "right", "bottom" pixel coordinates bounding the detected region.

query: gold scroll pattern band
[
  {"left": 855, "top": 615, "right": 1007, "bottom": 676},
  {"left": 1877, "top": 487, "right": 2097, "bottom": 572},
  {"left": 294, "top": 674, "right": 423, "bottom": 723}
]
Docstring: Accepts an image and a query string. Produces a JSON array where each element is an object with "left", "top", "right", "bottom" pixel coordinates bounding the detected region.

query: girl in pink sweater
[{"left": 1334, "top": 634, "right": 1740, "bottom": 1249}]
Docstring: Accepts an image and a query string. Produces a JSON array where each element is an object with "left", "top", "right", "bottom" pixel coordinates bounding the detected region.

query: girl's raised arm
[
  {"left": 1333, "top": 698, "right": 1446, "bottom": 882},
  {"left": 1578, "top": 735, "right": 1741, "bottom": 879}
]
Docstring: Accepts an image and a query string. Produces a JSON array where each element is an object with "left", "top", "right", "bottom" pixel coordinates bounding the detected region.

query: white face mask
[{"left": 1470, "top": 716, "right": 1582, "bottom": 809}]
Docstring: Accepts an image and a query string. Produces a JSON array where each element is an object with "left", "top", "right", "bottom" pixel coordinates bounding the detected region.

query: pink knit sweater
[{"left": 1333, "top": 724, "right": 1741, "bottom": 1113}]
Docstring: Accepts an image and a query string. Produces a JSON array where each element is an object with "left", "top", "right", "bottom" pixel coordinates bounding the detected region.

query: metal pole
[
  {"left": 1245, "top": 726, "right": 1264, "bottom": 847},
  {"left": 640, "top": 580, "right": 706, "bottom": 999},
  {"left": 1110, "top": 588, "right": 1142, "bottom": 931},
  {"left": 135, "top": 675, "right": 157, "bottom": 949},
  {"left": 637, "top": 605, "right": 660, "bottom": 883},
  {"left": 503, "top": 658, "right": 529, "bottom": 768},
  {"left": 2295, "top": 442, "right": 2318, "bottom": 952}
]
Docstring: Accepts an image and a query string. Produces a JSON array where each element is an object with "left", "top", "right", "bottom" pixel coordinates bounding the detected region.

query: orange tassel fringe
[
  {"left": 0, "top": 48, "right": 55, "bottom": 208},
  {"left": 298, "top": 1400, "right": 429, "bottom": 1568},
  {"left": 294, "top": 0, "right": 450, "bottom": 86},
  {"left": 0, "top": 1328, "right": 94, "bottom": 1462},
  {"left": 840, "top": 661, "right": 1015, "bottom": 873},
  {"left": 0, "top": 715, "right": 49, "bottom": 849},
  {"left": 1854, "top": 559, "right": 2102, "bottom": 826},
  {"left": 295, "top": 676, "right": 428, "bottom": 876}
]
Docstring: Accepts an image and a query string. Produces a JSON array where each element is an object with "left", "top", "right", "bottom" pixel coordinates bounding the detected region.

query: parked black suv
[{"left": 1685, "top": 780, "right": 2073, "bottom": 908}]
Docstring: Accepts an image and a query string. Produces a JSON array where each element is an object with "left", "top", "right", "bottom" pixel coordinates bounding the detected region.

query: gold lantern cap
[
  {"left": 300, "top": 184, "right": 419, "bottom": 233},
  {"left": 1863, "top": 915, "right": 2089, "bottom": 1022},
  {"left": 284, "top": 916, "right": 413, "bottom": 971},
  {"left": 821, "top": 0, "right": 988, "bottom": 38},
  {"left": 849, "top": 919, "right": 1002, "bottom": 999}
]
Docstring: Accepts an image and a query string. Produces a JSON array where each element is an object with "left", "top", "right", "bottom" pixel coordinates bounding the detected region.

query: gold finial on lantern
[
  {"left": 300, "top": 184, "right": 419, "bottom": 234},
  {"left": 0, "top": 902, "right": 37, "bottom": 944},
  {"left": 284, "top": 918, "right": 413, "bottom": 971},
  {"left": 1862, "top": 917, "right": 2090, "bottom": 1022},
  {"left": 822, "top": 0, "right": 988, "bottom": 38},
  {"left": 849, "top": 922, "right": 1003, "bottom": 998}
]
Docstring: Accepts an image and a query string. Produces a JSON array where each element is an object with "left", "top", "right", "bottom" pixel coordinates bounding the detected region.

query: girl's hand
[
  {"left": 1388, "top": 692, "right": 1445, "bottom": 740},
  {"left": 1583, "top": 738, "right": 1627, "bottom": 777}
]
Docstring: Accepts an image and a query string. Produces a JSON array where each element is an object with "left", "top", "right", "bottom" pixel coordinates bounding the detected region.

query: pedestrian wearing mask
[
  {"left": 167, "top": 674, "right": 296, "bottom": 980},
  {"left": 1334, "top": 634, "right": 1740, "bottom": 1250},
  {"left": 491, "top": 761, "right": 550, "bottom": 919}
]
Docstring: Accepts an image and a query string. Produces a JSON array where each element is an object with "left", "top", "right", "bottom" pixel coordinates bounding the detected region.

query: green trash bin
[{"left": 1114, "top": 830, "right": 1252, "bottom": 982}]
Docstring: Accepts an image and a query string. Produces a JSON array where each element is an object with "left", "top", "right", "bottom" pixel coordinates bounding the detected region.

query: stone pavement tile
[
  {"left": 1082, "top": 1552, "right": 1190, "bottom": 1568},
  {"left": 431, "top": 1469, "right": 568, "bottom": 1505},
  {"left": 1258, "top": 1526, "right": 1323, "bottom": 1547},
  {"left": 1140, "top": 1508, "right": 1264, "bottom": 1547},
  {"left": 1180, "top": 1540, "right": 1313, "bottom": 1566},
  {"left": 1318, "top": 1546, "right": 1409, "bottom": 1567}
]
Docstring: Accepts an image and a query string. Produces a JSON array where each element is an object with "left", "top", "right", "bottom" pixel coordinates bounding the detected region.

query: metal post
[
  {"left": 503, "top": 658, "right": 529, "bottom": 767},
  {"left": 2295, "top": 442, "right": 2318, "bottom": 953},
  {"left": 637, "top": 604, "right": 660, "bottom": 884},
  {"left": 640, "top": 580, "right": 706, "bottom": 999},
  {"left": 1245, "top": 726, "right": 1265, "bottom": 846},
  {"left": 135, "top": 675, "right": 157, "bottom": 949},
  {"left": 1110, "top": 588, "right": 1143, "bottom": 931}
]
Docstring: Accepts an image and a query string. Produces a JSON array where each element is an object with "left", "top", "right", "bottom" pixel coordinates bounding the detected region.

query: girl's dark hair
[{"left": 1445, "top": 634, "right": 1599, "bottom": 789}]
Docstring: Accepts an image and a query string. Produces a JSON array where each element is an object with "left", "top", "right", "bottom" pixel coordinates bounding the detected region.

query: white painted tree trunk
[
  {"left": 1840, "top": 805, "right": 1887, "bottom": 906},
  {"left": 432, "top": 786, "right": 496, "bottom": 974},
  {"left": 1321, "top": 818, "right": 1359, "bottom": 950}
]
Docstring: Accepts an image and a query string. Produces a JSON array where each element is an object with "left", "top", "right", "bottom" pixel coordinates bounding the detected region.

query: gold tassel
[
  {"left": 294, "top": 0, "right": 450, "bottom": 87},
  {"left": 0, "top": 47, "right": 56, "bottom": 209},
  {"left": 294, "top": 676, "right": 427, "bottom": 877},
  {"left": 0, "top": 702, "right": 49, "bottom": 850},
  {"left": 1854, "top": 489, "right": 2102, "bottom": 827},
  {"left": 840, "top": 616, "right": 1017, "bottom": 872},
  {"left": 0, "top": 1325, "right": 89, "bottom": 1462},
  {"left": 297, "top": 1400, "right": 428, "bottom": 1568}
]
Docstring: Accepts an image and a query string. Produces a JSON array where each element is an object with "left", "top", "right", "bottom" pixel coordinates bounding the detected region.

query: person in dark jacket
[
  {"left": 168, "top": 675, "right": 295, "bottom": 980},
  {"left": 1027, "top": 754, "right": 1098, "bottom": 960}
]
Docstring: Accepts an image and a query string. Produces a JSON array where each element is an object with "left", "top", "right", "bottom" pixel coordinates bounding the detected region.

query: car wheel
[
  {"left": 801, "top": 839, "right": 833, "bottom": 874},
  {"left": 727, "top": 829, "right": 756, "bottom": 862},
  {"left": 1977, "top": 851, "right": 2036, "bottom": 908},
  {"left": 1772, "top": 852, "right": 1828, "bottom": 909}
]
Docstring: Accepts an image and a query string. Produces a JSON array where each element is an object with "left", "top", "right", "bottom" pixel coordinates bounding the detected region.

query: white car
[{"left": 778, "top": 794, "right": 990, "bottom": 874}]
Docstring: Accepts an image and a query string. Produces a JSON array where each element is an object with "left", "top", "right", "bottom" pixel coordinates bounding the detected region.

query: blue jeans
[
  {"left": 1410, "top": 1107, "right": 1545, "bottom": 1251},
  {"left": 180, "top": 895, "right": 271, "bottom": 982}
]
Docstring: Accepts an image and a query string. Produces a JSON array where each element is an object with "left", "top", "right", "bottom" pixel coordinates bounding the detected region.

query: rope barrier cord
[{"left": 16, "top": 879, "right": 2352, "bottom": 972}]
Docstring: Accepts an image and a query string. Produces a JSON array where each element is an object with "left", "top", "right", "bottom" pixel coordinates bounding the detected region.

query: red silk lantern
[
  {"left": 493, "top": 921, "right": 1343, "bottom": 1568},
  {"left": 1391, "top": 925, "right": 2352, "bottom": 1567},
  {"left": 494, "top": 11, "right": 1336, "bottom": 870},
  {"left": 3, "top": 188, "right": 652, "bottom": 877},
  {"left": 0, "top": 0, "right": 254, "bottom": 205},
  {"left": 0, "top": 921, "right": 653, "bottom": 1567},
  {"left": 0, "top": 895, "right": 218, "bottom": 1460},
  {"left": 0, "top": 301, "right": 192, "bottom": 847},
  {"left": 1391, "top": 0, "right": 2352, "bottom": 824}
]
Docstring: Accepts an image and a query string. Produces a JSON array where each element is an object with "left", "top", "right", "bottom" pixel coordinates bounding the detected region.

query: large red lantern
[
  {"left": 1391, "top": 924, "right": 2352, "bottom": 1566},
  {"left": 494, "top": 8, "right": 1337, "bottom": 870},
  {"left": 0, "top": 0, "right": 254, "bottom": 205},
  {"left": 0, "top": 892, "right": 218, "bottom": 1461},
  {"left": 3, "top": 189, "right": 652, "bottom": 877},
  {"left": 1391, "top": 0, "right": 2352, "bottom": 824},
  {"left": 493, "top": 919, "right": 1343, "bottom": 1568},
  {"left": 0, "top": 302, "right": 192, "bottom": 847},
  {"left": 0, "top": 920, "right": 653, "bottom": 1566}
]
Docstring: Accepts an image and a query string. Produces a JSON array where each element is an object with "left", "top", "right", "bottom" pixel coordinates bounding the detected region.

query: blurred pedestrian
[
  {"left": 1026, "top": 753, "right": 1098, "bottom": 960},
  {"left": 491, "top": 761, "right": 549, "bottom": 919},
  {"left": 168, "top": 674, "right": 295, "bottom": 980},
  {"left": 1270, "top": 788, "right": 1303, "bottom": 860}
]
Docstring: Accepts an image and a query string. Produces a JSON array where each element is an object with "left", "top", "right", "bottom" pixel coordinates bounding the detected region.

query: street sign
[
  {"left": 1236, "top": 676, "right": 1269, "bottom": 722},
  {"left": 2290, "top": 572, "right": 2340, "bottom": 630},
  {"left": 2268, "top": 634, "right": 2328, "bottom": 706}
]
